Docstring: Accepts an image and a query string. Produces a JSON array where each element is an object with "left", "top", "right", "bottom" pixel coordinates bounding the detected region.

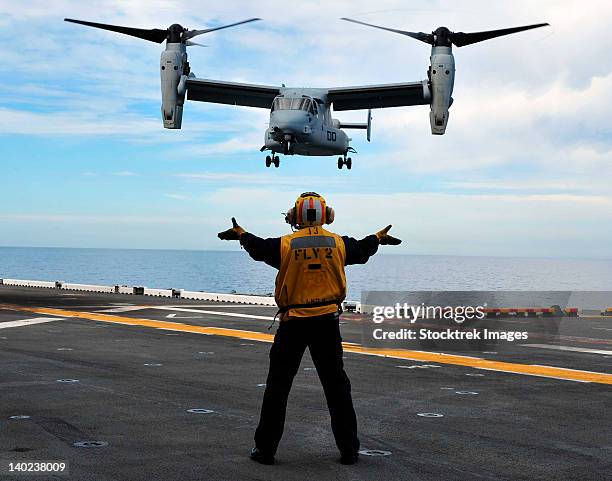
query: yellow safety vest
[{"left": 275, "top": 226, "right": 347, "bottom": 319}]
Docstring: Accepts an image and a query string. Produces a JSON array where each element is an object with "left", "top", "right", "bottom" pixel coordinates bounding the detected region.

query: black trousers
[{"left": 254, "top": 313, "right": 359, "bottom": 456}]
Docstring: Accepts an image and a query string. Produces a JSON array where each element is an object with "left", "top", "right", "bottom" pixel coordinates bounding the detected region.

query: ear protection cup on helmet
[
  {"left": 325, "top": 206, "right": 334, "bottom": 224},
  {"left": 285, "top": 207, "right": 296, "bottom": 225}
]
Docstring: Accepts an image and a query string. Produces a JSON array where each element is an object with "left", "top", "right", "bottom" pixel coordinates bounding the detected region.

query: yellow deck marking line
[
  {"left": 1, "top": 305, "right": 275, "bottom": 343},
  {"left": 3, "top": 304, "right": 612, "bottom": 385},
  {"left": 340, "top": 346, "right": 612, "bottom": 384}
]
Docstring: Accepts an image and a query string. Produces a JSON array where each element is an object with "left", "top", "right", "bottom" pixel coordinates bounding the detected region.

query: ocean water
[{"left": 0, "top": 247, "right": 611, "bottom": 300}]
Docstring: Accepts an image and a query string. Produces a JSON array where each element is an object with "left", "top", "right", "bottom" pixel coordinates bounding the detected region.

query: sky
[{"left": 0, "top": 0, "right": 611, "bottom": 257}]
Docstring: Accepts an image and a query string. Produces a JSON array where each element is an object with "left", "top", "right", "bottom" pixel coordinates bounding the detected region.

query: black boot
[
  {"left": 340, "top": 451, "right": 359, "bottom": 465},
  {"left": 250, "top": 447, "right": 275, "bottom": 465}
]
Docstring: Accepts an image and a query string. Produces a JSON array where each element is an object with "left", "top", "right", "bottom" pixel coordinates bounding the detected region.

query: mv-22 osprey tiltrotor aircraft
[{"left": 65, "top": 18, "right": 549, "bottom": 170}]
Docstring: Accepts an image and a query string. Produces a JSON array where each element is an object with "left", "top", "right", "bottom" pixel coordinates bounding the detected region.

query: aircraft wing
[
  {"left": 186, "top": 78, "right": 281, "bottom": 109},
  {"left": 327, "top": 81, "right": 430, "bottom": 111}
]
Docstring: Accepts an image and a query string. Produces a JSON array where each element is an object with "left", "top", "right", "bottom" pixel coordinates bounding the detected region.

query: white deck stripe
[
  {"left": 109, "top": 304, "right": 275, "bottom": 310},
  {"left": 97, "top": 306, "right": 149, "bottom": 313},
  {"left": 149, "top": 306, "right": 275, "bottom": 321},
  {"left": 92, "top": 305, "right": 276, "bottom": 314},
  {"left": 0, "top": 317, "right": 64, "bottom": 329},
  {"left": 522, "top": 344, "right": 612, "bottom": 356}
]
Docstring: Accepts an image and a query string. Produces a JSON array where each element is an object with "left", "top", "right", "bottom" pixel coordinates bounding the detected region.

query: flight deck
[{"left": 1, "top": 285, "right": 610, "bottom": 481}]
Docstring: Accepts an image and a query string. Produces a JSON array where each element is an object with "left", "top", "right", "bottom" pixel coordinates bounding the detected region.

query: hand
[
  {"left": 375, "top": 224, "right": 402, "bottom": 245},
  {"left": 218, "top": 217, "right": 246, "bottom": 241}
]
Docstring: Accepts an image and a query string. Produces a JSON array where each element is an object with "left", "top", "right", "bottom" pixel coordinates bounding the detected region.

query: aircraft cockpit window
[
  {"left": 272, "top": 97, "right": 314, "bottom": 112},
  {"left": 272, "top": 97, "right": 292, "bottom": 111},
  {"left": 291, "top": 98, "right": 312, "bottom": 111}
]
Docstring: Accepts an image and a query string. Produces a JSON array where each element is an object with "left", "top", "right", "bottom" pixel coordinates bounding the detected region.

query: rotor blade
[
  {"left": 341, "top": 18, "right": 434, "bottom": 45},
  {"left": 64, "top": 18, "right": 168, "bottom": 43},
  {"left": 184, "top": 18, "right": 261, "bottom": 39},
  {"left": 451, "top": 23, "right": 549, "bottom": 47},
  {"left": 185, "top": 40, "right": 208, "bottom": 47}
]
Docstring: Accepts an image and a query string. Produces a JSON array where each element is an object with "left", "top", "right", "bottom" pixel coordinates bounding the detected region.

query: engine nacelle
[
  {"left": 428, "top": 46, "right": 455, "bottom": 135},
  {"left": 160, "top": 43, "right": 187, "bottom": 129}
]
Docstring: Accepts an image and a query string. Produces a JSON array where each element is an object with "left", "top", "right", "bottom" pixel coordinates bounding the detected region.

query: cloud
[
  {"left": 0, "top": 107, "right": 161, "bottom": 137},
  {"left": 177, "top": 133, "right": 263, "bottom": 156},
  {"left": 445, "top": 180, "right": 591, "bottom": 192}
]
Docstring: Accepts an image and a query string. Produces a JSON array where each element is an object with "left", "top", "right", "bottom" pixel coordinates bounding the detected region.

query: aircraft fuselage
[{"left": 264, "top": 89, "right": 350, "bottom": 156}]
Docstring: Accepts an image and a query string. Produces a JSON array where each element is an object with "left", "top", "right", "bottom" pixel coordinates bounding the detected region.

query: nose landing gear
[
  {"left": 265, "top": 153, "right": 280, "bottom": 168},
  {"left": 283, "top": 140, "right": 292, "bottom": 155},
  {"left": 337, "top": 155, "right": 352, "bottom": 170}
]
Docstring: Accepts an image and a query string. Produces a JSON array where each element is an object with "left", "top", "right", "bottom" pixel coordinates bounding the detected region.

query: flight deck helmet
[{"left": 285, "top": 192, "right": 335, "bottom": 228}]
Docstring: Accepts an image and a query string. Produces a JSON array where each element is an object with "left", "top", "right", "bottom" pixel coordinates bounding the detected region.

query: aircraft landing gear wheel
[
  {"left": 346, "top": 157, "right": 352, "bottom": 170},
  {"left": 338, "top": 157, "right": 343, "bottom": 169},
  {"left": 274, "top": 156, "right": 280, "bottom": 168},
  {"left": 265, "top": 155, "right": 271, "bottom": 168}
]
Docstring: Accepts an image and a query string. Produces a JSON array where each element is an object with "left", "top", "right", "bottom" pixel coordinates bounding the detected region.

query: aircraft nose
[{"left": 270, "top": 110, "right": 309, "bottom": 134}]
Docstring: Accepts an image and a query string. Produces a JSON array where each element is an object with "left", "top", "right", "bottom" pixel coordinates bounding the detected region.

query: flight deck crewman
[{"left": 217, "top": 192, "right": 401, "bottom": 465}]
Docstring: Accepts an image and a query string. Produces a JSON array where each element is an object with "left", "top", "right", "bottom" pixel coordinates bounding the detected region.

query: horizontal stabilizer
[{"left": 339, "top": 109, "right": 372, "bottom": 142}]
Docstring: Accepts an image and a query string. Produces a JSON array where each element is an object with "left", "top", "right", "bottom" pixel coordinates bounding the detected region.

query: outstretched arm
[
  {"left": 343, "top": 234, "right": 380, "bottom": 265},
  {"left": 239, "top": 233, "right": 281, "bottom": 269},
  {"left": 343, "top": 225, "right": 402, "bottom": 266},
  {"left": 217, "top": 218, "right": 280, "bottom": 269}
]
